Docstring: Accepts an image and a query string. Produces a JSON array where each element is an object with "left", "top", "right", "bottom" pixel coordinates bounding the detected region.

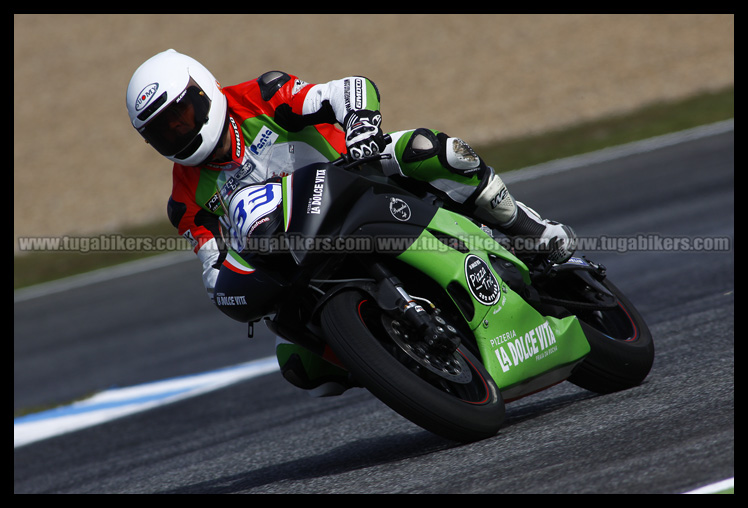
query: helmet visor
[{"left": 139, "top": 78, "right": 211, "bottom": 158}]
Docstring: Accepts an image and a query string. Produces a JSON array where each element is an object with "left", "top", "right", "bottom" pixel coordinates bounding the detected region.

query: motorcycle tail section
[{"left": 396, "top": 208, "right": 590, "bottom": 400}]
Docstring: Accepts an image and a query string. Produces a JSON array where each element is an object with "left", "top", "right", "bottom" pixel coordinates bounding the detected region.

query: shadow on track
[{"left": 158, "top": 430, "right": 454, "bottom": 494}]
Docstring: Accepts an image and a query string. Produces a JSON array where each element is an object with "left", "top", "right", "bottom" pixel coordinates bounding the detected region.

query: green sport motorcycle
[{"left": 217, "top": 152, "right": 654, "bottom": 443}]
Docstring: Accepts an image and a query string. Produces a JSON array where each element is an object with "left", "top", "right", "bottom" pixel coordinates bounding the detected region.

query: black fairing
[
  {"left": 220, "top": 162, "right": 440, "bottom": 324},
  {"left": 285, "top": 163, "right": 439, "bottom": 265}
]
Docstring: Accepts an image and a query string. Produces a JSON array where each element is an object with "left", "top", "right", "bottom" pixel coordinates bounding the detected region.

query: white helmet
[{"left": 126, "top": 49, "right": 227, "bottom": 166}]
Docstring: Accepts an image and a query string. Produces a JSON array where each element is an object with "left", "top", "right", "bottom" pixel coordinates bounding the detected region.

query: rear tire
[
  {"left": 321, "top": 290, "right": 505, "bottom": 442},
  {"left": 568, "top": 280, "right": 654, "bottom": 393}
]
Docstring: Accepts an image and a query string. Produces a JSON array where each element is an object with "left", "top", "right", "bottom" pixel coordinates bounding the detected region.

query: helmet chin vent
[{"left": 174, "top": 134, "right": 203, "bottom": 160}]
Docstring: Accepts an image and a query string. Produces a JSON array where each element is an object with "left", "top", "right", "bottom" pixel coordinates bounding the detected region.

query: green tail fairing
[{"left": 397, "top": 208, "right": 590, "bottom": 398}]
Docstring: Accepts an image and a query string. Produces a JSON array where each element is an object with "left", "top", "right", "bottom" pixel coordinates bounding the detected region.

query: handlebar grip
[{"left": 334, "top": 134, "right": 393, "bottom": 167}]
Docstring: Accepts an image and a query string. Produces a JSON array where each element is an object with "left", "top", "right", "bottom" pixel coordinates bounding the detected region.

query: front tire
[{"left": 321, "top": 290, "right": 505, "bottom": 443}]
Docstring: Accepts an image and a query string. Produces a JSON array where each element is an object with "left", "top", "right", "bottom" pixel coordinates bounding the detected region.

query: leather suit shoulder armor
[{"left": 258, "top": 71, "right": 291, "bottom": 101}]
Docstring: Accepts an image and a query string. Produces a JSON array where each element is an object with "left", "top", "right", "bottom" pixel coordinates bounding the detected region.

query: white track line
[
  {"left": 14, "top": 356, "right": 279, "bottom": 448},
  {"left": 501, "top": 118, "right": 733, "bottom": 184},
  {"left": 684, "top": 477, "right": 734, "bottom": 494}
]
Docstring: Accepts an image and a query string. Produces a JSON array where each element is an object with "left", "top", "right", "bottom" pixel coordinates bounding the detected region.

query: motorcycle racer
[{"left": 126, "top": 49, "right": 577, "bottom": 395}]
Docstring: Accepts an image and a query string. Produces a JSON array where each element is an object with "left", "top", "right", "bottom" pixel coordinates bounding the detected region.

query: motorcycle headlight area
[{"left": 224, "top": 183, "right": 284, "bottom": 253}]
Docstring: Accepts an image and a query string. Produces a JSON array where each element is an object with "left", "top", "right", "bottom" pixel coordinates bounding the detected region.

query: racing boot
[
  {"left": 473, "top": 171, "right": 577, "bottom": 264},
  {"left": 275, "top": 337, "right": 357, "bottom": 397}
]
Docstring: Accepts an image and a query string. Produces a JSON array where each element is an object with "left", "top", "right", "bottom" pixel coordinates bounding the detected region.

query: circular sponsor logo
[
  {"left": 464, "top": 254, "right": 500, "bottom": 306},
  {"left": 389, "top": 197, "right": 411, "bottom": 221},
  {"left": 135, "top": 83, "right": 159, "bottom": 111}
]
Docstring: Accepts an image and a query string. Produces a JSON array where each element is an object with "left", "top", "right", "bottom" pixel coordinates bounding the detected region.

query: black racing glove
[{"left": 344, "top": 109, "right": 386, "bottom": 159}]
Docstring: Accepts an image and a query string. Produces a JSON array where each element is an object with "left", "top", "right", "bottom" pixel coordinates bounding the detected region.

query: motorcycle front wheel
[{"left": 320, "top": 289, "right": 505, "bottom": 443}]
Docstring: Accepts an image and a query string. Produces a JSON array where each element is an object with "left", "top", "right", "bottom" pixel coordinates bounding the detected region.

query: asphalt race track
[{"left": 14, "top": 124, "right": 734, "bottom": 494}]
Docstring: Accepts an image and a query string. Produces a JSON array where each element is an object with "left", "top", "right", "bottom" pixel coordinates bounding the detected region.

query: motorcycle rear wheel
[
  {"left": 321, "top": 289, "right": 505, "bottom": 443},
  {"left": 568, "top": 279, "right": 654, "bottom": 394}
]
